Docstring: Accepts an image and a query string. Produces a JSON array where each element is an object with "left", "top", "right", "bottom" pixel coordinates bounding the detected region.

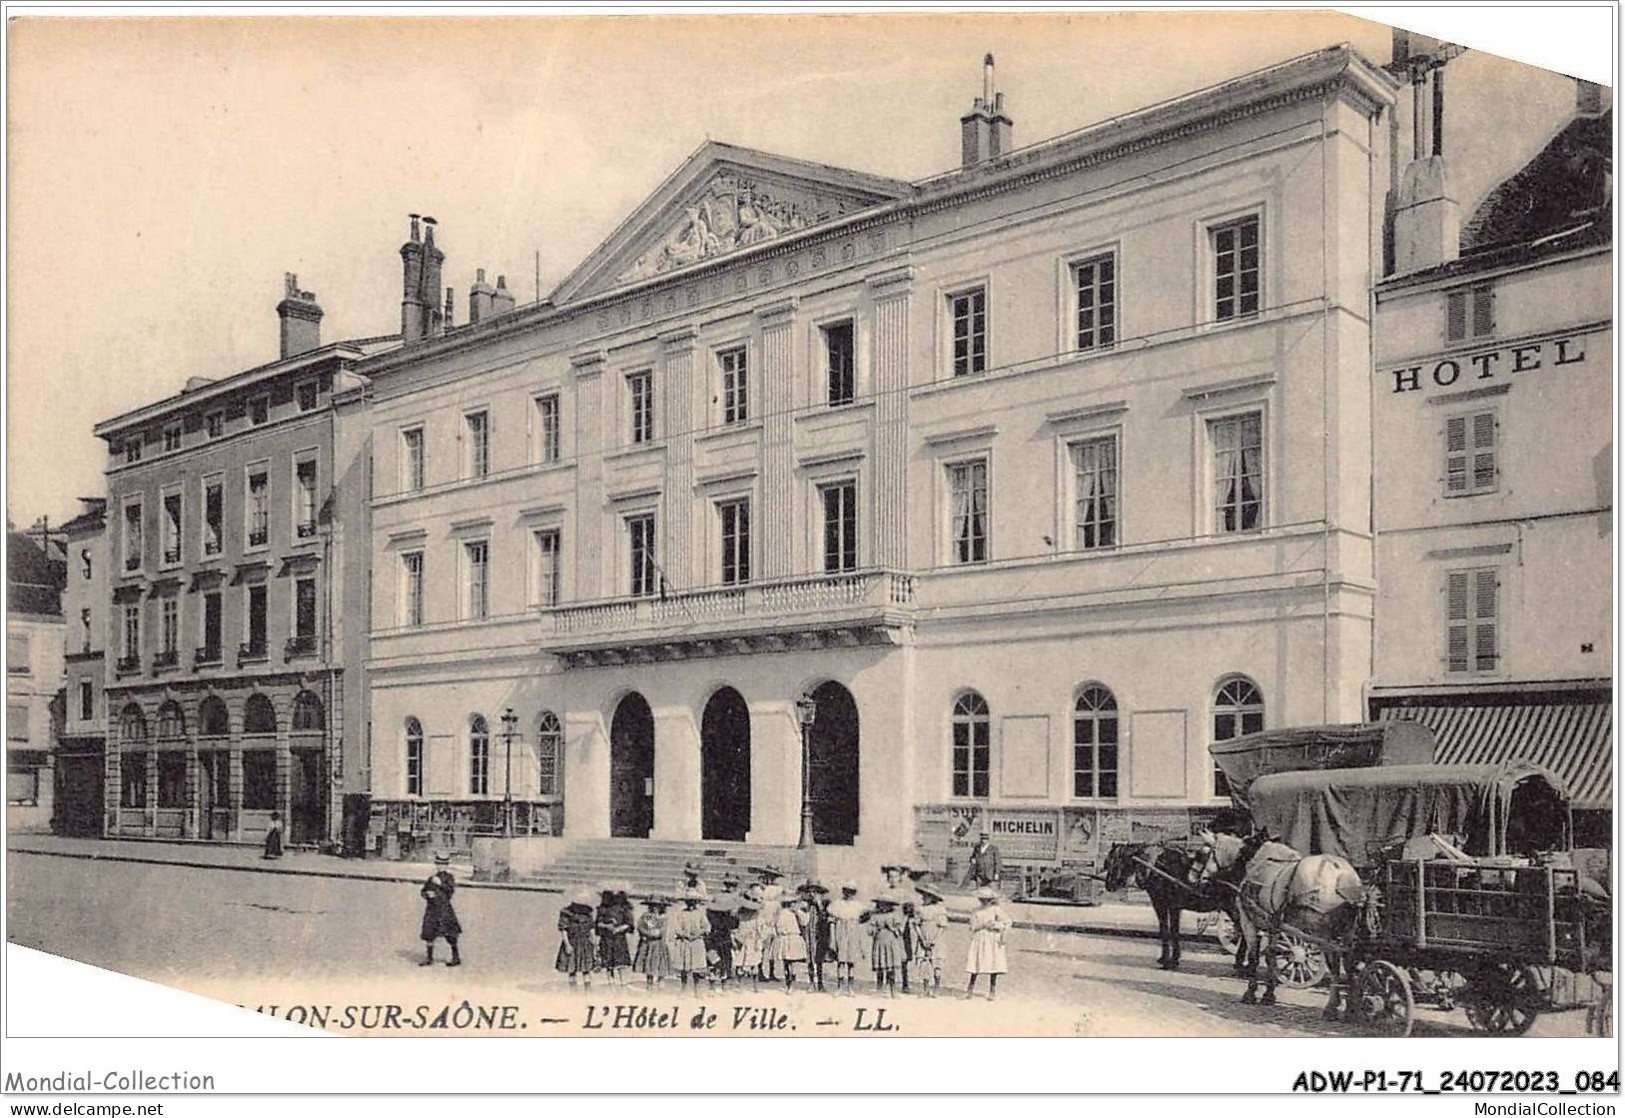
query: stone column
[
  {"left": 659, "top": 328, "right": 697, "bottom": 588},
  {"left": 651, "top": 704, "right": 700, "bottom": 841},
  {"left": 748, "top": 700, "right": 802, "bottom": 847},
  {"left": 866, "top": 268, "right": 912, "bottom": 570},
  {"left": 104, "top": 740, "right": 120, "bottom": 838},
  {"left": 756, "top": 299, "right": 797, "bottom": 580},
  {"left": 570, "top": 351, "right": 606, "bottom": 601},
  {"left": 563, "top": 711, "right": 609, "bottom": 839}
]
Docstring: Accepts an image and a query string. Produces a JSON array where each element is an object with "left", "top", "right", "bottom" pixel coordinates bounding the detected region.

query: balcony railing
[
  {"left": 296, "top": 521, "right": 318, "bottom": 539},
  {"left": 539, "top": 568, "right": 917, "bottom": 658},
  {"left": 163, "top": 546, "right": 181, "bottom": 565},
  {"left": 247, "top": 526, "right": 268, "bottom": 548},
  {"left": 124, "top": 555, "right": 140, "bottom": 573},
  {"left": 115, "top": 654, "right": 141, "bottom": 674},
  {"left": 238, "top": 640, "right": 268, "bottom": 664},
  {"left": 152, "top": 650, "right": 178, "bottom": 671},
  {"left": 193, "top": 646, "right": 222, "bottom": 668},
  {"left": 285, "top": 633, "right": 318, "bottom": 659},
  {"left": 204, "top": 536, "right": 222, "bottom": 557}
]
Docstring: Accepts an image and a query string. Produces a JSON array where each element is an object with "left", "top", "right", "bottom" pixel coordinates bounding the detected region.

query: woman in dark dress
[
  {"left": 262, "top": 812, "right": 284, "bottom": 859},
  {"left": 595, "top": 882, "right": 634, "bottom": 986},
  {"left": 419, "top": 852, "right": 462, "bottom": 966}
]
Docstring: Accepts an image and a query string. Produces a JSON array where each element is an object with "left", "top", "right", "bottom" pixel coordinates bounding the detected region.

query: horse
[
  {"left": 1102, "top": 840, "right": 1248, "bottom": 973},
  {"left": 1204, "top": 829, "right": 1366, "bottom": 1017}
]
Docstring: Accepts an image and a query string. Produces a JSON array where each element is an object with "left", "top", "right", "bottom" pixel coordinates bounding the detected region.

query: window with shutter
[
  {"left": 1446, "top": 568, "right": 1499, "bottom": 673},
  {"left": 1445, "top": 283, "right": 1494, "bottom": 342},
  {"left": 1444, "top": 410, "right": 1496, "bottom": 496}
]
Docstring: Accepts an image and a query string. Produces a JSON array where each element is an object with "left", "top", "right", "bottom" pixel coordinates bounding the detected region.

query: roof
[
  {"left": 7, "top": 531, "right": 66, "bottom": 616},
  {"left": 93, "top": 335, "right": 392, "bottom": 440},
  {"left": 58, "top": 499, "right": 107, "bottom": 536},
  {"left": 1462, "top": 110, "right": 1612, "bottom": 252},
  {"left": 1382, "top": 109, "right": 1613, "bottom": 291}
]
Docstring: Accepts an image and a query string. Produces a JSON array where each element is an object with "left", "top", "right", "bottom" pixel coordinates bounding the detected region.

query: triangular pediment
[{"left": 555, "top": 142, "right": 911, "bottom": 303}]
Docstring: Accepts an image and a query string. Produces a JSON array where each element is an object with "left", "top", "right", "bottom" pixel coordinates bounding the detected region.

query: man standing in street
[{"left": 962, "top": 831, "right": 1002, "bottom": 890}]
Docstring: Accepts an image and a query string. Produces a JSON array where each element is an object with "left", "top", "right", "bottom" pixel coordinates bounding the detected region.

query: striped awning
[{"left": 1378, "top": 699, "right": 1613, "bottom": 810}]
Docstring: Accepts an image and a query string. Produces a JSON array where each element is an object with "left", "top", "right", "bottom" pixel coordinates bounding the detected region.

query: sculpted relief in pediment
[{"left": 616, "top": 171, "right": 868, "bottom": 283}]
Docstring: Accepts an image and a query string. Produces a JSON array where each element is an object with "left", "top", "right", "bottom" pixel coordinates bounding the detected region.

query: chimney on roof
[
  {"left": 469, "top": 267, "right": 496, "bottom": 324},
  {"left": 444, "top": 287, "right": 455, "bottom": 329},
  {"left": 960, "top": 53, "right": 1013, "bottom": 168},
  {"left": 1388, "top": 31, "right": 1462, "bottom": 274},
  {"left": 399, "top": 214, "right": 447, "bottom": 344},
  {"left": 276, "top": 272, "right": 323, "bottom": 359},
  {"left": 492, "top": 275, "right": 516, "bottom": 316}
]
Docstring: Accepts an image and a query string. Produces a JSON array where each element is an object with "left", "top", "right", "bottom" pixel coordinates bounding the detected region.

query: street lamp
[
  {"left": 794, "top": 695, "right": 818, "bottom": 850},
  {"left": 500, "top": 707, "right": 518, "bottom": 839}
]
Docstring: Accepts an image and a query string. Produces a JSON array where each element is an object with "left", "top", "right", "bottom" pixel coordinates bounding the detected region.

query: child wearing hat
[
  {"left": 705, "top": 877, "right": 741, "bottom": 991},
  {"left": 418, "top": 852, "right": 462, "bottom": 967},
  {"left": 910, "top": 883, "right": 950, "bottom": 997},
  {"left": 596, "top": 882, "right": 635, "bottom": 987},
  {"left": 869, "top": 894, "right": 905, "bottom": 997},
  {"left": 676, "top": 860, "right": 711, "bottom": 902},
  {"left": 556, "top": 888, "right": 598, "bottom": 989},
  {"left": 964, "top": 886, "right": 1010, "bottom": 1001},
  {"left": 669, "top": 889, "right": 711, "bottom": 992},
  {"left": 827, "top": 882, "right": 868, "bottom": 996},
  {"left": 732, "top": 897, "right": 764, "bottom": 989},
  {"left": 777, "top": 892, "right": 809, "bottom": 992},
  {"left": 634, "top": 897, "right": 673, "bottom": 990},
  {"left": 753, "top": 866, "right": 785, "bottom": 982}
]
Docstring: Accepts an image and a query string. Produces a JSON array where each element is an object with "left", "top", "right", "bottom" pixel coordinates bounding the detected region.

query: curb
[{"left": 8, "top": 845, "right": 1216, "bottom": 944}]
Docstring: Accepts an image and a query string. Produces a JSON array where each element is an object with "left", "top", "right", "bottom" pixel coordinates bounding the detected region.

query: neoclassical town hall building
[
  {"left": 71, "top": 41, "right": 1611, "bottom": 886},
  {"left": 359, "top": 45, "right": 1395, "bottom": 881}
]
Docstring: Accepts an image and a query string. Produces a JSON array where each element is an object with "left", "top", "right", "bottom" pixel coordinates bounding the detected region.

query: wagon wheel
[
  {"left": 1273, "top": 929, "right": 1329, "bottom": 989},
  {"left": 1463, "top": 964, "right": 1541, "bottom": 1036},
  {"left": 1354, "top": 960, "right": 1415, "bottom": 1037}
]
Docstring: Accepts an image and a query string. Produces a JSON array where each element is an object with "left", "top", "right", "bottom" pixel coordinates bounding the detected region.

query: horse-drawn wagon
[{"left": 1221, "top": 756, "right": 1611, "bottom": 1037}]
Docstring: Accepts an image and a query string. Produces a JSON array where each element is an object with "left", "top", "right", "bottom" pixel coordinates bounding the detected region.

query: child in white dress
[{"left": 964, "top": 886, "right": 1010, "bottom": 1001}]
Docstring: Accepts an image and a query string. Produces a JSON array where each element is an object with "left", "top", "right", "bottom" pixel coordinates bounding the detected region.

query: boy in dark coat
[
  {"left": 419, "top": 852, "right": 462, "bottom": 966},
  {"left": 798, "top": 881, "right": 831, "bottom": 993}
]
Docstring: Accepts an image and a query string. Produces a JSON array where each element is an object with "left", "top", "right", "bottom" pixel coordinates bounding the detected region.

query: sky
[{"left": 4, "top": 8, "right": 1600, "bottom": 531}]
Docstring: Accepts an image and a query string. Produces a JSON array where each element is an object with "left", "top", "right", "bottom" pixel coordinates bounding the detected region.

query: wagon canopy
[
  {"left": 1246, "top": 760, "right": 1571, "bottom": 862},
  {"left": 1210, "top": 721, "right": 1436, "bottom": 809}
]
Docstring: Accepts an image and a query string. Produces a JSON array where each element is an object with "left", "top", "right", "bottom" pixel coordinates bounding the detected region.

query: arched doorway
[
  {"left": 610, "top": 692, "right": 655, "bottom": 838},
  {"left": 807, "top": 681, "right": 859, "bottom": 845},
  {"left": 701, "top": 687, "right": 751, "bottom": 841}
]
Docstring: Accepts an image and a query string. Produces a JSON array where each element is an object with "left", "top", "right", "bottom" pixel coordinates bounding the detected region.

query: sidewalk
[{"left": 5, "top": 833, "right": 1214, "bottom": 943}]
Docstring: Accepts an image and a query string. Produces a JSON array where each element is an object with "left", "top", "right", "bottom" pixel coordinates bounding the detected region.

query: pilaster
[
  {"left": 571, "top": 351, "right": 606, "bottom": 602},
  {"left": 660, "top": 329, "right": 697, "bottom": 589},
  {"left": 866, "top": 268, "right": 912, "bottom": 569},
  {"left": 756, "top": 298, "right": 798, "bottom": 580},
  {"left": 748, "top": 701, "right": 801, "bottom": 847}
]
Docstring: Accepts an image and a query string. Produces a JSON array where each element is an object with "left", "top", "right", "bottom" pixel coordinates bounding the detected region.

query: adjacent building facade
[
  {"left": 91, "top": 278, "right": 380, "bottom": 847},
  {"left": 1370, "top": 75, "right": 1613, "bottom": 842},
  {"left": 57, "top": 498, "right": 110, "bottom": 836},
  {"left": 7, "top": 529, "right": 66, "bottom": 832},
  {"left": 361, "top": 46, "right": 1398, "bottom": 880}
]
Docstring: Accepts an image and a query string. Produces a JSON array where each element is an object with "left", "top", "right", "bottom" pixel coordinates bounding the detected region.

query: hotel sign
[{"left": 1389, "top": 334, "right": 1588, "bottom": 394}]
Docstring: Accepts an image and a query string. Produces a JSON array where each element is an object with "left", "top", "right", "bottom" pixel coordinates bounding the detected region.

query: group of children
[{"left": 554, "top": 861, "right": 1012, "bottom": 1000}]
